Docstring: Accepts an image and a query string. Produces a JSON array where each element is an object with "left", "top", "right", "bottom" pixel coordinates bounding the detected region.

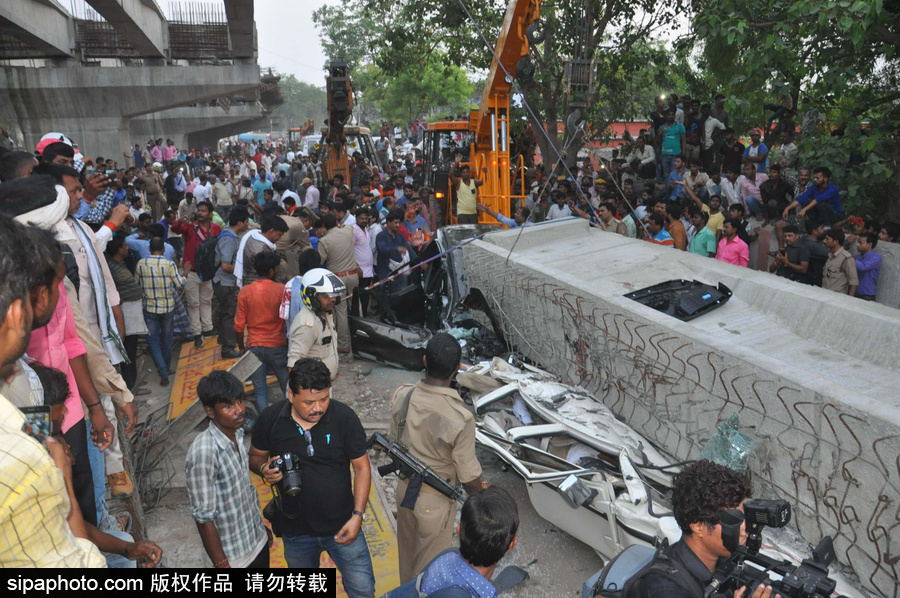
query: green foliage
[
  {"left": 375, "top": 57, "right": 474, "bottom": 123},
  {"left": 272, "top": 75, "right": 327, "bottom": 131},
  {"left": 689, "top": 0, "right": 900, "bottom": 217},
  {"left": 313, "top": 0, "right": 475, "bottom": 125},
  {"left": 311, "top": 0, "right": 381, "bottom": 71}
]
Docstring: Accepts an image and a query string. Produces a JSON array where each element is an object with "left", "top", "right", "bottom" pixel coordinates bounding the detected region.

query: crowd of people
[
  {"left": 517, "top": 93, "right": 896, "bottom": 301},
  {"left": 0, "top": 126, "right": 490, "bottom": 586},
  {"left": 0, "top": 102, "right": 891, "bottom": 595}
]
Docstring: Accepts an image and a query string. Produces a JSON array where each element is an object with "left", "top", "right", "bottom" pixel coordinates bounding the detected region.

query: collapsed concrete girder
[
  {"left": 85, "top": 0, "right": 168, "bottom": 58},
  {"left": 223, "top": 0, "right": 256, "bottom": 59},
  {"left": 0, "top": 63, "right": 260, "bottom": 160},
  {"left": 465, "top": 220, "right": 900, "bottom": 596},
  {"left": 0, "top": 0, "right": 74, "bottom": 57}
]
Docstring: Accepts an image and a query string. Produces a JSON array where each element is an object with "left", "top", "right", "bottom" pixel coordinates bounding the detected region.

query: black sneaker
[
  {"left": 221, "top": 349, "right": 241, "bottom": 359},
  {"left": 202, "top": 330, "right": 217, "bottom": 338},
  {"left": 193, "top": 335, "right": 203, "bottom": 348},
  {"left": 160, "top": 377, "right": 170, "bottom": 387}
]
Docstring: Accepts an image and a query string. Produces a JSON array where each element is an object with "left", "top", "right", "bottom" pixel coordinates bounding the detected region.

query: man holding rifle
[{"left": 388, "top": 332, "right": 485, "bottom": 583}]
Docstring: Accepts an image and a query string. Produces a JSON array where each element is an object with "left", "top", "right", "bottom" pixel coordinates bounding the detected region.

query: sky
[{"left": 255, "top": 0, "right": 336, "bottom": 86}]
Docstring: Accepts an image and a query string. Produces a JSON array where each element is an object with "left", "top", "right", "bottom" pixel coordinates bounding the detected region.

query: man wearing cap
[{"left": 301, "top": 178, "right": 320, "bottom": 211}]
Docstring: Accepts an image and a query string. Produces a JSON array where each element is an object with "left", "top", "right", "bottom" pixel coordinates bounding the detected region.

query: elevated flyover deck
[{"left": 464, "top": 219, "right": 899, "bottom": 597}]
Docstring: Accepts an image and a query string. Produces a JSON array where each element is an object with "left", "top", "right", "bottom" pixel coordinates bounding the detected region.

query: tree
[
  {"left": 376, "top": 57, "right": 474, "bottom": 124},
  {"left": 364, "top": 0, "right": 689, "bottom": 174},
  {"left": 313, "top": 2, "right": 475, "bottom": 126},
  {"left": 311, "top": 0, "right": 381, "bottom": 71},
  {"left": 689, "top": 0, "right": 900, "bottom": 219},
  {"left": 272, "top": 75, "right": 327, "bottom": 132}
]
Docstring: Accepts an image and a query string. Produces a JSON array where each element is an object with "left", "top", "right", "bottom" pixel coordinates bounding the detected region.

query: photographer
[
  {"left": 249, "top": 358, "right": 376, "bottom": 597},
  {"left": 633, "top": 460, "right": 779, "bottom": 598}
]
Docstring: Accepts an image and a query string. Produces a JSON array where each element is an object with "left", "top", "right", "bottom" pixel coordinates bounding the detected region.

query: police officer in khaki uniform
[
  {"left": 287, "top": 268, "right": 344, "bottom": 379},
  {"left": 389, "top": 332, "right": 485, "bottom": 583}
]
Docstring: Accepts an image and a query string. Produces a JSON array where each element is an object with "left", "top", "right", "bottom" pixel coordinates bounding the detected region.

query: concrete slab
[
  {"left": 0, "top": 63, "right": 260, "bottom": 159},
  {"left": 85, "top": 0, "right": 168, "bottom": 57},
  {"left": 130, "top": 104, "right": 264, "bottom": 150},
  {"left": 465, "top": 219, "right": 900, "bottom": 596},
  {"left": 0, "top": 0, "right": 74, "bottom": 57},
  {"left": 223, "top": 0, "right": 256, "bottom": 58}
]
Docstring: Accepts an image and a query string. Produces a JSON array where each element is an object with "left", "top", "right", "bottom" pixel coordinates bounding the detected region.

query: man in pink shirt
[
  {"left": 162, "top": 139, "right": 178, "bottom": 162},
  {"left": 739, "top": 162, "right": 768, "bottom": 219},
  {"left": 715, "top": 218, "right": 749, "bottom": 267}
]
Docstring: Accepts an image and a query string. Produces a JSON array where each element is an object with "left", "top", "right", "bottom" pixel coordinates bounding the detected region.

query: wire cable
[{"left": 452, "top": 0, "right": 652, "bottom": 260}]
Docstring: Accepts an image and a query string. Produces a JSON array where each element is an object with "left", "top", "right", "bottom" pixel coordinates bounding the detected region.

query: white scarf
[
  {"left": 70, "top": 219, "right": 127, "bottom": 365},
  {"left": 15, "top": 185, "right": 75, "bottom": 242},
  {"left": 16, "top": 185, "right": 126, "bottom": 365},
  {"left": 234, "top": 229, "right": 275, "bottom": 287}
]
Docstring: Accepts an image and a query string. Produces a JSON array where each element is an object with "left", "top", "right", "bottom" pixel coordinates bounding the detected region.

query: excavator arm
[{"left": 466, "top": 0, "right": 542, "bottom": 221}]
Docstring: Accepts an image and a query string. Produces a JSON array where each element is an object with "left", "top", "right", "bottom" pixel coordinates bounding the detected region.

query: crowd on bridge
[{"left": 514, "top": 93, "right": 895, "bottom": 301}]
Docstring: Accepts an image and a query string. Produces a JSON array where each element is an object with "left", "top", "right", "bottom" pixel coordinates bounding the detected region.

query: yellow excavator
[{"left": 422, "top": 0, "right": 543, "bottom": 225}]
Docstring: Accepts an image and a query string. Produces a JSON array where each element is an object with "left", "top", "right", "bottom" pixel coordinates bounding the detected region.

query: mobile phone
[
  {"left": 106, "top": 169, "right": 116, "bottom": 175},
  {"left": 21, "top": 406, "right": 55, "bottom": 443}
]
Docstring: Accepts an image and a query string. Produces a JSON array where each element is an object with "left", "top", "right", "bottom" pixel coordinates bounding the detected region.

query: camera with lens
[
  {"left": 269, "top": 453, "right": 302, "bottom": 496},
  {"left": 706, "top": 498, "right": 842, "bottom": 598}
]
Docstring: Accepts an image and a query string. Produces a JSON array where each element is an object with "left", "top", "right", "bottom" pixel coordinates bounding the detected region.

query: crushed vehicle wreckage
[
  {"left": 349, "top": 224, "right": 506, "bottom": 369},
  {"left": 455, "top": 358, "right": 868, "bottom": 598},
  {"left": 350, "top": 224, "right": 869, "bottom": 596}
]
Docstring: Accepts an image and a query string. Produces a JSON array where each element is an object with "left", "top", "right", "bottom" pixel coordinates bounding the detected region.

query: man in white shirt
[
  {"left": 301, "top": 178, "right": 320, "bottom": 210},
  {"left": 700, "top": 103, "right": 726, "bottom": 173},
  {"left": 720, "top": 164, "right": 746, "bottom": 208},
  {"left": 625, "top": 137, "right": 656, "bottom": 181},
  {"left": 547, "top": 192, "right": 572, "bottom": 220},
  {"left": 193, "top": 174, "right": 213, "bottom": 204}
]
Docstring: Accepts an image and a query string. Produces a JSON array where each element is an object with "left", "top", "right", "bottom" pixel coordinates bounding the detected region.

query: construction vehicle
[
  {"left": 288, "top": 120, "right": 316, "bottom": 149},
  {"left": 422, "top": 0, "right": 542, "bottom": 225},
  {"left": 316, "top": 62, "right": 385, "bottom": 185}
]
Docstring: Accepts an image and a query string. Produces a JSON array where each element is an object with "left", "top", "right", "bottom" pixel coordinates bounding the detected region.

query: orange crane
[{"left": 423, "top": 0, "right": 542, "bottom": 225}]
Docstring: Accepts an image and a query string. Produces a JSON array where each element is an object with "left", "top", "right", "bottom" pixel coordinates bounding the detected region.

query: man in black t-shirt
[
  {"left": 769, "top": 224, "right": 810, "bottom": 284},
  {"left": 250, "top": 358, "right": 375, "bottom": 596}
]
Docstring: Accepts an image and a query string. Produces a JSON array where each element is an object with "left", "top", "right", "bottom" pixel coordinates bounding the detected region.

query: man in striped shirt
[
  {"left": 186, "top": 371, "right": 269, "bottom": 568},
  {"left": 645, "top": 213, "right": 675, "bottom": 247},
  {"left": 135, "top": 237, "right": 185, "bottom": 385}
]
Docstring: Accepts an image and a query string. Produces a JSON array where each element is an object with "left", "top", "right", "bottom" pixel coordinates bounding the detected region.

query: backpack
[
  {"left": 195, "top": 230, "right": 235, "bottom": 281},
  {"left": 588, "top": 544, "right": 702, "bottom": 598}
]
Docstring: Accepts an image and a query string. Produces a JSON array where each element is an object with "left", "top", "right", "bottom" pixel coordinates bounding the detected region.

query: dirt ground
[{"left": 138, "top": 344, "right": 603, "bottom": 593}]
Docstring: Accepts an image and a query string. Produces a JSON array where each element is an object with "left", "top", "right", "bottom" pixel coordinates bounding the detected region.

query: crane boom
[
  {"left": 422, "top": 0, "right": 541, "bottom": 226},
  {"left": 469, "top": 0, "right": 541, "bottom": 151}
]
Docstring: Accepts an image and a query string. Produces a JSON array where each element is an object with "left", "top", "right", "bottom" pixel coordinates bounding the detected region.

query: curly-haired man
[{"left": 633, "top": 460, "right": 779, "bottom": 598}]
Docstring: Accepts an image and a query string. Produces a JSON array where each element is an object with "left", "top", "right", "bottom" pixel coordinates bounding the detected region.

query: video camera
[{"left": 706, "top": 498, "right": 842, "bottom": 598}]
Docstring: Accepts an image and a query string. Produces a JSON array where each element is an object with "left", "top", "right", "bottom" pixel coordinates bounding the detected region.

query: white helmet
[{"left": 300, "top": 268, "right": 347, "bottom": 311}]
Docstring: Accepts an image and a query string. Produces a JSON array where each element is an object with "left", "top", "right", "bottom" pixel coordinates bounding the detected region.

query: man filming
[
  {"left": 633, "top": 460, "right": 779, "bottom": 598},
  {"left": 249, "top": 358, "right": 375, "bottom": 597}
]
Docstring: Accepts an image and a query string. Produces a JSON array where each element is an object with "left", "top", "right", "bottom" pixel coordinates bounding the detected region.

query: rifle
[{"left": 366, "top": 432, "right": 465, "bottom": 502}]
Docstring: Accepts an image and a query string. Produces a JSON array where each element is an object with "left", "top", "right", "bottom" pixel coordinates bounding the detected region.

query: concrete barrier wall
[{"left": 464, "top": 220, "right": 900, "bottom": 596}]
